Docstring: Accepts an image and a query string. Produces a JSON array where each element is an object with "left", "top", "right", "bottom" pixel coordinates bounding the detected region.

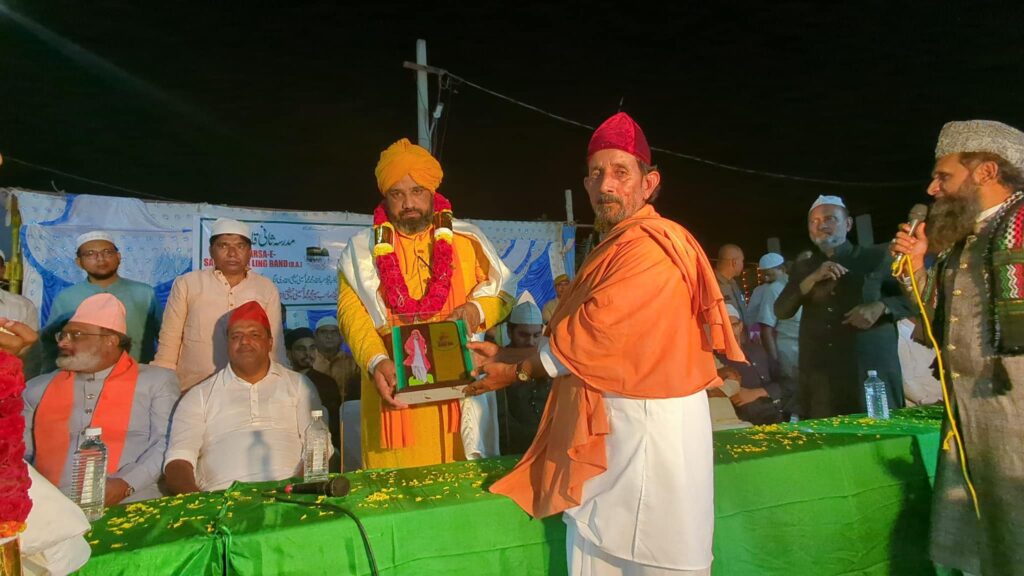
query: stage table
[{"left": 74, "top": 406, "right": 944, "bottom": 576}]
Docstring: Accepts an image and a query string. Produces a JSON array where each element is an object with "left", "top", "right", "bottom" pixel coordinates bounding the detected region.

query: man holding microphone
[{"left": 892, "top": 119, "right": 1024, "bottom": 575}]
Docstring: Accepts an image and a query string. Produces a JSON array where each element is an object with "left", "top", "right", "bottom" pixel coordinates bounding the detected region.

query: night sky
[{"left": 2, "top": 2, "right": 1023, "bottom": 258}]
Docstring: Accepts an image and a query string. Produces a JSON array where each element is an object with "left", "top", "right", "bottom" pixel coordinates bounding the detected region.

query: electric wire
[
  {"left": 273, "top": 494, "right": 380, "bottom": 575},
  {"left": 2, "top": 155, "right": 178, "bottom": 202},
  {"left": 442, "top": 72, "right": 921, "bottom": 188}
]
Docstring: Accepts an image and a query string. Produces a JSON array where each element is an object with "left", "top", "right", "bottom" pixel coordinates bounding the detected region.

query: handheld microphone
[
  {"left": 284, "top": 476, "right": 351, "bottom": 497},
  {"left": 892, "top": 203, "right": 929, "bottom": 276}
]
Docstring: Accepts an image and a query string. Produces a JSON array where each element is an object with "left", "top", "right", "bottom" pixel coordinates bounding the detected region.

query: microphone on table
[
  {"left": 891, "top": 203, "right": 930, "bottom": 277},
  {"left": 284, "top": 476, "right": 351, "bottom": 497}
]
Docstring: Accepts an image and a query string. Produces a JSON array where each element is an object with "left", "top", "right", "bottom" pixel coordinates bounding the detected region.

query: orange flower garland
[
  {"left": 373, "top": 193, "right": 455, "bottom": 321},
  {"left": 0, "top": 351, "right": 31, "bottom": 538}
]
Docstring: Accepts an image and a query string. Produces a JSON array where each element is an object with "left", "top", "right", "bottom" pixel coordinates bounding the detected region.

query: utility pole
[{"left": 416, "top": 39, "right": 430, "bottom": 152}]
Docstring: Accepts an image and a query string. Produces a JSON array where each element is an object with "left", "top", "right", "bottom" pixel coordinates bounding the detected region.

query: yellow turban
[{"left": 374, "top": 138, "right": 444, "bottom": 194}]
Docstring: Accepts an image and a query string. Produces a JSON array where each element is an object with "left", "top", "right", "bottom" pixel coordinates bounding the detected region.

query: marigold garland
[
  {"left": 373, "top": 193, "right": 455, "bottom": 321},
  {"left": 0, "top": 351, "right": 30, "bottom": 538}
]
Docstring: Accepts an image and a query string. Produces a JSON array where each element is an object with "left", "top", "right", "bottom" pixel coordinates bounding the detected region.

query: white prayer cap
[
  {"left": 315, "top": 316, "right": 338, "bottom": 330},
  {"left": 75, "top": 231, "right": 116, "bottom": 249},
  {"left": 725, "top": 304, "right": 741, "bottom": 320},
  {"left": 509, "top": 301, "right": 543, "bottom": 325},
  {"left": 935, "top": 119, "right": 1024, "bottom": 171},
  {"left": 809, "top": 195, "right": 846, "bottom": 214},
  {"left": 210, "top": 218, "right": 251, "bottom": 240},
  {"left": 758, "top": 252, "right": 785, "bottom": 270}
]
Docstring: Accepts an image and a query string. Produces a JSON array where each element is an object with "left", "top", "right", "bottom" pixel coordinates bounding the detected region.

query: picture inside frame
[{"left": 387, "top": 320, "right": 473, "bottom": 405}]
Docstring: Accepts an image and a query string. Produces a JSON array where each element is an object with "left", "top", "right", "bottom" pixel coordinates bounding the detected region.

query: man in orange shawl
[
  {"left": 22, "top": 294, "right": 180, "bottom": 504},
  {"left": 467, "top": 113, "right": 744, "bottom": 576},
  {"left": 336, "top": 138, "right": 515, "bottom": 469}
]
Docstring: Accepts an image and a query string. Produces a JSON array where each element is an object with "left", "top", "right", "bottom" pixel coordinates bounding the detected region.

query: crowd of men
[{"left": 0, "top": 114, "right": 1020, "bottom": 575}]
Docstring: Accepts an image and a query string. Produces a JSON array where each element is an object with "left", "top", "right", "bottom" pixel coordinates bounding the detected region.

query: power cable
[
  {"left": 273, "top": 494, "right": 380, "bottom": 576},
  {"left": 3, "top": 155, "right": 179, "bottom": 201},
  {"left": 441, "top": 72, "right": 920, "bottom": 188}
]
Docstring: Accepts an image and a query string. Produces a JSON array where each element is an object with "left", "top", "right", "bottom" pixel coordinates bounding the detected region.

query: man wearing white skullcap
[
  {"left": 45, "top": 231, "right": 161, "bottom": 371},
  {"left": 776, "top": 195, "right": 911, "bottom": 419},
  {"left": 892, "top": 119, "right": 1024, "bottom": 575},
  {"left": 312, "top": 315, "right": 360, "bottom": 403},
  {"left": 746, "top": 252, "right": 802, "bottom": 383},
  {"left": 497, "top": 300, "right": 549, "bottom": 454},
  {"left": 153, "top": 217, "right": 288, "bottom": 390},
  {"left": 24, "top": 294, "right": 179, "bottom": 503}
]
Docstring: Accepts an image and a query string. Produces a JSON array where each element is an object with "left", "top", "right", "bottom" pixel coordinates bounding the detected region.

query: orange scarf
[
  {"left": 490, "top": 205, "right": 745, "bottom": 518},
  {"left": 381, "top": 231, "right": 464, "bottom": 449},
  {"left": 34, "top": 352, "right": 139, "bottom": 486}
]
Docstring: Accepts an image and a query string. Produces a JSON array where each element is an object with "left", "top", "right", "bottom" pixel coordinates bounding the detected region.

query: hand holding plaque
[{"left": 371, "top": 359, "right": 408, "bottom": 409}]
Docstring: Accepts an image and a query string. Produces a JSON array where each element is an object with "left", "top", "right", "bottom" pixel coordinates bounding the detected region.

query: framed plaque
[{"left": 386, "top": 320, "right": 474, "bottom": 405}]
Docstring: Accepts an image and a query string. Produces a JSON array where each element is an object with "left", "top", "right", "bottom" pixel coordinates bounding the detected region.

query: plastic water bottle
[
  {"left": 303, "top": 410, "right": 330, "bottom": 483},
  {"left": 864, "top": 370, "right": 891, "bottom": 420},
  {"left": 70, "top": 427, "right": 107, "bottom": 521}
]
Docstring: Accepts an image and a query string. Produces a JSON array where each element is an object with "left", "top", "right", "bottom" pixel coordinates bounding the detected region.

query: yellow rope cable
[{"left": 896, "top": 256, "right": 981, "bottom": 518}]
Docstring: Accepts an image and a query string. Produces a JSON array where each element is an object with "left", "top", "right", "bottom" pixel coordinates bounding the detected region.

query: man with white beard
[
  {"left": 775, "top": 195, "right": 911, "bottom": 418},
  {"left": 23, "top": 293, "right": 179, "bottom": 504},
  {"left": 892, "top": 119, "right": 1024, "bottom": 575}
]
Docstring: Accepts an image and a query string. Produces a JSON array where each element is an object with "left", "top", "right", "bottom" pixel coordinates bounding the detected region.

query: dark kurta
[
  {"left": 721, "top": 341, "right": 798, "bottom": 423},
  {"left": 497, "top": 377, "right": 552, "bottom": 455},
  {"left": 926, "top": 210, "right": 1024, "bottom": 574},
  {"left": 775, "top": 241, "right": 910, "bottom": 418}
]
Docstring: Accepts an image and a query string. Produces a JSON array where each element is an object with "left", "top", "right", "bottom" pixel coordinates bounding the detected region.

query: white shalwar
[{"left": 541, "top": 341, "right": 715, "bottom": 575}]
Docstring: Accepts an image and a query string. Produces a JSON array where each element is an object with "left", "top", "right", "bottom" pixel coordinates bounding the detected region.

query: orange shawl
[
  {"left": 490, "top": 205, "right": 745, "bottom": 518},
  {"left": 34, "top": 352, "right": 139, "bottom": 486}
]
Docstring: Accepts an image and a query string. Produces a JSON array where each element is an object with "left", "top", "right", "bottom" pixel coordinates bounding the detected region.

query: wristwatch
[
  {"left": 124, "top": 484, "right": 135, "bottom": 498},
  {"left": 515, "top": 361, "right": 530, "bottom": 382}
]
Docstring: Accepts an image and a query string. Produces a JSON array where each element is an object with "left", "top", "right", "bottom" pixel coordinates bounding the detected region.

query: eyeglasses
[
  {"left": 55, "top": 330, "right": 108, "bottom": 343},
  {"left": 78, "top": 248, "right": 119, "bottom": 260}
]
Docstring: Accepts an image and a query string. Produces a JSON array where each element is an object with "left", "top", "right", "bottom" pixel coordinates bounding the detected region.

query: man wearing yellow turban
[{"left": 337, "top": 138, "right": 515, "bottom": 469}]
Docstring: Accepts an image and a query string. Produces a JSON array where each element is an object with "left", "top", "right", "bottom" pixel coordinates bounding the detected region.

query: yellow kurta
[{"left": 337, "top": 226, "right": 510, "bottom": 469}]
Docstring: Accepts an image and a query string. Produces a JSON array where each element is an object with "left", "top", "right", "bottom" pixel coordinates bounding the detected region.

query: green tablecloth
[{"left": 75, "top": 406, "right": 944, "bottom": 576}]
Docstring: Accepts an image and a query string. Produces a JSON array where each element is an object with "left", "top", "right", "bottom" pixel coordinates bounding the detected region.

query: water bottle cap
[
  {"left": 311, "top": 409, "right": 323, "bottom": 418},
  {"left": 867, "top": 370, "right": 878, "bottom": 377},
  {"left": 85, "top": 427, "right": 102, "bottom": 436}
]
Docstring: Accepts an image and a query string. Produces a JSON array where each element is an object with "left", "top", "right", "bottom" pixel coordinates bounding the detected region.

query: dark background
[{"left": 2, "top": 2, "right": 1023, "bottom": 258}]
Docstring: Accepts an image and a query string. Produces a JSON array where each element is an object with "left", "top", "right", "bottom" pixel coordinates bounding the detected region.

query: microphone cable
[
  {"left": 273, "top": 494, "right": 380, "bottom": 576},
  {"left": 892, "top": 257, "right": 980, "bottom": 518}
]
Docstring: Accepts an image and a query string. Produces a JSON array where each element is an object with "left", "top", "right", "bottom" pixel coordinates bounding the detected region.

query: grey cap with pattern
[{"left": 935, "top": 119, "right": 1024, "bottom": 171}]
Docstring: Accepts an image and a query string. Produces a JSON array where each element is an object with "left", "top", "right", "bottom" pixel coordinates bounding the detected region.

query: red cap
[
  {"left": 587, "top": 112, "right": 651, "bottom": 165},
  {"left": 229, "top": 301, "right": 271, "bottom": 331}
]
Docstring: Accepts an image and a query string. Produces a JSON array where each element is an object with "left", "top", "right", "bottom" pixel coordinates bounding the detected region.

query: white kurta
[
  {"left": 164, "top": 362, "right": 326, "bottom": 491},
  {"left": 20, "top": 463, "right": 92, "bottom": 576},
  {"left": 563, "top": 391, "right": 715, "bottom": 571},
  {"left": 540, "top": 340, "right": 715, "bottom": 570}
]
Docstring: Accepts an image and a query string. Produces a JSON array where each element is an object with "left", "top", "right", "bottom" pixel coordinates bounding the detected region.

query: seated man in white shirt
[{"left": 163, "top": 301, "right": 327, "bottom": 493}]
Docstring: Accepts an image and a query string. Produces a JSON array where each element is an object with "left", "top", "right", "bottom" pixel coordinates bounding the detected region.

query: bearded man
[
  {"left": 465, "top": 113, "right": 743, "bottom": 576},
  {"left": 24, "top": 294, "right": 179, "bottom": 504},
  {"left": 336, "top": 138, "right": 515, "bottom": 469},
  {"left": 775, "top": 195, "right": 911, "bottom": 418},
  {"left": 893, "top": 119, "right": 1024, "bottom": 575}
]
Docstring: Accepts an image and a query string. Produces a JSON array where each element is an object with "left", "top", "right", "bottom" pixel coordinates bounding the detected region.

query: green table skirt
[{"left": 75, "top": 406, "right": 944, "bottom": 576}]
